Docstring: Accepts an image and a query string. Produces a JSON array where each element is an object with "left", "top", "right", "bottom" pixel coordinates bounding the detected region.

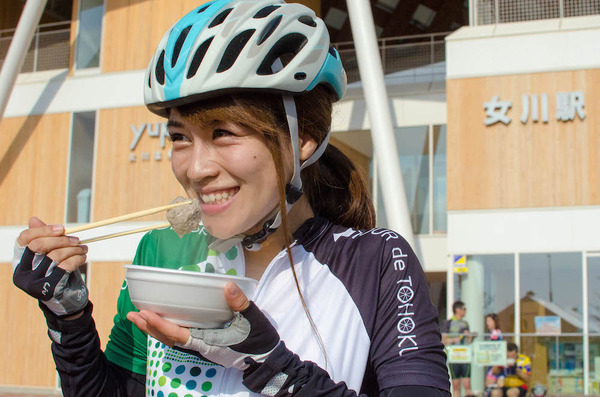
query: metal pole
[
  {"left": 583, "top": 252, "right": 589, "bottom": 395},
  {"left": 0, "top": 0, "right": 48, "bottom": 123},
  {"left": 346, "top": 0, "right": 415, "bottom": 247}
]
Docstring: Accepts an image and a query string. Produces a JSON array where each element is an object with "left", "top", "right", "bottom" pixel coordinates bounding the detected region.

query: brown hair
[
  {"left": 176, "top": 86, "right": 376, "bottom": 231},
  {"left": 485, "top": 313, "right": 500, "bottom": 330}
]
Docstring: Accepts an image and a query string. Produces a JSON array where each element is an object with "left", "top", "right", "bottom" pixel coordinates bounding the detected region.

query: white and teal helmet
[
  {"left": 144, "top": 0, "right": 347, "bottom": 250},
  {"left": 144, "top": 0, "right": 346, "bottom": 116}
]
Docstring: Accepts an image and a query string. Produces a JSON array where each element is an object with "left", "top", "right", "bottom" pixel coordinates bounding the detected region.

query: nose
[{"left": 186, "top": 141, "right": 219, "bottom": 181}]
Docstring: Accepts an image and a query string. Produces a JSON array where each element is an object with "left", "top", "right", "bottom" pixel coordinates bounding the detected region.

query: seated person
[
  {"left": 484, "top": 366, "right": 505, "bottom": 397},
  {"left": 490, "top": 342, "right": 531, "bottom": 397}
]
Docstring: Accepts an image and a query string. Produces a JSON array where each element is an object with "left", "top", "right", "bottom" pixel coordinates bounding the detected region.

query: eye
[
  {"left": 168, "top": 132, "right": 188, "bottom": 142},
  {"left": 213, "top": 128, "right": 234, "bottom": 139}
]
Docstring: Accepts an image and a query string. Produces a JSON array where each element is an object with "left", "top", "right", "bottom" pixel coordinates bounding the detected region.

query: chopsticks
[
  {"left": 78, "top": 222, "right": 172, "bottom": 244},
  {"left": 65, "top": 200, "right": 192, "bottom": 243}
]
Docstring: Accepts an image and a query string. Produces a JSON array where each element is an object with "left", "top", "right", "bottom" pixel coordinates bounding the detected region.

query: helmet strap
[{"left": 208, "top": 92, "right": 331, "bottom": 253}]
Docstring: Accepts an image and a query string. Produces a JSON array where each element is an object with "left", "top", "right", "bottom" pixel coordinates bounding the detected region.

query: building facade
[{"left": 1, "top": 0, "right": 600, "bottom": 395}]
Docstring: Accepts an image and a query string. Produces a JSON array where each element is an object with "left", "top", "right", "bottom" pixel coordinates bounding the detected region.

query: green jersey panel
[{"left": 104, "top": 226, "right": 241, "bottom": 375}]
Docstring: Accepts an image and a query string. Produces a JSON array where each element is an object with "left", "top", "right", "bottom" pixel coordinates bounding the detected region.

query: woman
[
  {"left": 485, "top": 313, "right": 502, "bottom": 341},
  {"left": 12, "top": 0, "right": 450, "bottom": 395}
]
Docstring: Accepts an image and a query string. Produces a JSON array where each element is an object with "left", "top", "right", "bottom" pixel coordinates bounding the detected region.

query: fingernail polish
[
  {"left": 69, "top": 236, "right": 80, "bottom": 244},
  {"left": 52, "top": 225, "right": 64, "bottom": 232}
]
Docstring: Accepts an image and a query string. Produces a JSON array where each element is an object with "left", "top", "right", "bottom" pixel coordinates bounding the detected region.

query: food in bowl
[{"left": 125, "top": 265, "right": 258, "bottom": 328}]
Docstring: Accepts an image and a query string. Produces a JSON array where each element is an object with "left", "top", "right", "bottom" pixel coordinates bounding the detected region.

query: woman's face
[
  {"left": 486, "top": 316, "right": 495, "bottom": 330},
  {"left": 167, "top": 109, "right": 281, "bottom": 239}
]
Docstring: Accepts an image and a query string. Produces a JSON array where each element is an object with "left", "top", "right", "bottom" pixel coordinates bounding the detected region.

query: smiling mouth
[{"left": 200, "top": 188, "right": 238, "bottom": 205}]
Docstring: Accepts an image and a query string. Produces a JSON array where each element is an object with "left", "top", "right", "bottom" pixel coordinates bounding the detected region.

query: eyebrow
[{"left": 166, "top": 120, "right": 184, "bottom": 129}]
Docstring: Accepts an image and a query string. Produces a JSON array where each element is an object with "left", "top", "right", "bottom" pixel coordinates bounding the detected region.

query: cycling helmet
[
  {"left": 144, "top": 0, "right": 347, "bottom": 251},
  {"left": 144, "top": 0, "right": 346, "bottom": 115}
]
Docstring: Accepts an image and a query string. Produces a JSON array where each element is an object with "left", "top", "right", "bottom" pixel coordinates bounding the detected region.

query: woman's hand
[
  {"left": 13, "top": 217, "right": 89, "bottom": 316},
  {"left": 16, "top": 217, "right": 88, "bottom": 272},
  {"left": 127, "top": 282, "right": 280, "bottom": 371},
  {"left": 126, "top": 281, "right": 252, "bottom": 347}
]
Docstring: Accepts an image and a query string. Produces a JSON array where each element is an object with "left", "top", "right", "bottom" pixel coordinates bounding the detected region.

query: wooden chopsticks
[{"left": 65, "top": 200, "right": 192, "bottom": 243}]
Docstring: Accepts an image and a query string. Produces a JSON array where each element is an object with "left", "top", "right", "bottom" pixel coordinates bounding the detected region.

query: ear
[{"left": 298, "top": 135, "right": 318, "bottom": 162}]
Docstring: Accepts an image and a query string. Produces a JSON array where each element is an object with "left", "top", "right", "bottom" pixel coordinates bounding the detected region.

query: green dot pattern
[
  {"left": 146, "top": 336, "right": 224, "bottom": 396},
  {"left": 147, "top": 239, "right": 244, "bottom": 396}
]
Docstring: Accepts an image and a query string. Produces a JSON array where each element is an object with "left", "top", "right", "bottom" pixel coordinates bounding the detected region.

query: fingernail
[
  {"left": 52, "top": 225, "right": 64, "bottom": 232},
  {"left": 82, "top": 245, "right": 89, "bottom": 253},
  {"left": 69, "top": 236, "right": 80, "bottom": 244},
  {"left": 229, "top": 282, "right": 241, "bottom": 296}
]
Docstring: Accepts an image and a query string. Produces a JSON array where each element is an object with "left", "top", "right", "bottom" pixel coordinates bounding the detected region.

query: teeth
[{"left": 201, "top": 189, "right": 236, "bottom": 204}]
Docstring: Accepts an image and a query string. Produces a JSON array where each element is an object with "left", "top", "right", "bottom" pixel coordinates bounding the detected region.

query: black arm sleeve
[
  {"left": 40, "top": 301, "right": 145, "bottom": 397},
  {"left": 242, "top": 343, "right": 450, "bottom": 397}
]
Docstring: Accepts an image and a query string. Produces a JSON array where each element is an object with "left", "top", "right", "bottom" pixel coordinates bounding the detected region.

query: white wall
[{"left": 446, "top": 15, "right": 600, "bottom": 79}]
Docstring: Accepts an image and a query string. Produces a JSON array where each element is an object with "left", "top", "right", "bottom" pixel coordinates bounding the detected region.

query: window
[
  {"left": 588, "top": 256, "right": 600, "bottom": 392},
  {"left": 75, "top": 0, "right": 103, "bottom": 69},
  {"left": 374, "top": 124, "right": 447, "bottom": 234},
  {"left": 66, "top": 112, "right": 95, "bottom": 223},
  {"left": 432, "top": 125, "right": 447, "bottom": 233},
  {"left": 520, "top": 252, "right": 583, "bottom": 333},
  {"left": 453, "top": 254, "right": 515, "bottom": 335}
]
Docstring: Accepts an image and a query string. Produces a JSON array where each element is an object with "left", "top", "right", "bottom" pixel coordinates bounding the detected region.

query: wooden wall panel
[
  {"left": 1, "top": 263, "right": 57, "bottom": 388},
  {"left": 0, "top": 113, "right": 71, "bottom": 225},
  {"left": 102, "top": 0, "right": 210, "bottom": 73},
  {"left": 88, "top": 261, "right": 128, "bottom": 350},
  {"left": 94, "top": 107, "right": 186, "bottom": 220},
  {"left": 102, "top": 0, "right": 322, "bottom": 73},
  {"left": 447, "top": 69, "right": 600, "bottom": 210},
  {"left": 68, "top": 0, "right": 79, "bottom": 74}
]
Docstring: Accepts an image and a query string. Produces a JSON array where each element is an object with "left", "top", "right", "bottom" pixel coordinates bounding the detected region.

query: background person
[
  {"left": 485, "top": 313, "right": 502, "bottom": 341},
  {"left": 490, "top": 342, "right": 531, "bottom": 397},
  {"left": 441, "top": 300, "right": 474, "bottom": 397},
  {"left": 11, "top": 0, "right": 451, "bottom": 396}
]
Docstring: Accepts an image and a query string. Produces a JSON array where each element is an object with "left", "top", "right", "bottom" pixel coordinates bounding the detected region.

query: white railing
[
  {"left": 0, "top": 21, "right": 71, "bottom": 73},
  {"left": 472, "top": 0, "right": 600, "bottom": 25},
  {"left": 334, "top": 32, "right": 449, "bottom": 84}
]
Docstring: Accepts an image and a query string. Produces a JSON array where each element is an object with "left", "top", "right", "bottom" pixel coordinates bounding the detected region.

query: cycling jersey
[
  {"left": 504, "top": 354, "right": 532, "bottom": 388},
  {"left": 44, "top": 217, "right": 451, "bottom": 396}
]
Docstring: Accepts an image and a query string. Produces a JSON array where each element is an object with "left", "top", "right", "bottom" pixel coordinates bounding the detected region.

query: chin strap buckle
[{"left": 242, "top": 219, "right": 275, "bottom": 250}]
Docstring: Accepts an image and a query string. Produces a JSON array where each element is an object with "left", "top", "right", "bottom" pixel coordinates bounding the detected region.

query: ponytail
[{"left": 295, "top": 87, "right": 376, "bottom": 230}]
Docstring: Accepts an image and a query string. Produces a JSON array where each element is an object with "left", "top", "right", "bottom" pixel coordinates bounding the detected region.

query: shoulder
[
  {"left": 518, "top": 354, "right": 532, "bottom": 365},
  {"left": 298, "top": 218, "right": 418, "bottom": 273}
]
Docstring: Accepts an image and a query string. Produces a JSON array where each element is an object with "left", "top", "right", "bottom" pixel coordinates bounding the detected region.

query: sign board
[
  {"left": 483, "top": 91, "right": 586, "bottom": 126},
  {"left": 453, "top": 255, "right": 467, "bottom": 274},
  {"left": 535, "top": 316, "right": 561, "bottom": 335},
  {"left": 446, "top": 345, "right": 472, "bottom": 364},
  {"left": 473, "top": 341, "right": 507, "bottom": 367}
]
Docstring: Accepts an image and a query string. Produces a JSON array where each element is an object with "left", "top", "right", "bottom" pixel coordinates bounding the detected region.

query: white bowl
[{"left": 124, "top": 265, "right": 259, "bottom": 328}]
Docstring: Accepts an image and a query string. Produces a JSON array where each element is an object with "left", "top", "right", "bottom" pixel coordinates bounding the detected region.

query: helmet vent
[
  {"left": 328, "top": 46, "right": 339, "bottom": 59},
  {"left": 257, "top": 33, "right": 308, "bottom": 75},
  {"left": 254, "top": 5, "right": 280, "bottom": 18},
  {"left": 156, "top": 50, "right": 165, "bottom": 85},
  {"left": 197, "top": 4, "right": 210, "bottom": 13},
  {"left": 298, "top": 15, "right": 317, "bottom": 27},
  {"left": 148, "top": 72, "right": 152, "bottom": 88},
  {"left": 187, "top": 36, "right": 214, "bottom": 79},
  {"left": 172, "top": 26, "right": 192, "bottom": 66},
  {"left": 257, "top": 15, "right": 282, "bottom": 45},
  {"left": 294, "top": 72, "right": 306, "bottom": 80},
  {"left": 217, "top": 29, "right": 256, "bottom": 73},
  {"left": 209, "top": 8, "right": 233, "bottom": 28}
]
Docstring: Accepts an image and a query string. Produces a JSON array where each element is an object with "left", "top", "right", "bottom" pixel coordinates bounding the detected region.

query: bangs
[{"left": 175, "top": 94, "right": 288, "bottom": 139}]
